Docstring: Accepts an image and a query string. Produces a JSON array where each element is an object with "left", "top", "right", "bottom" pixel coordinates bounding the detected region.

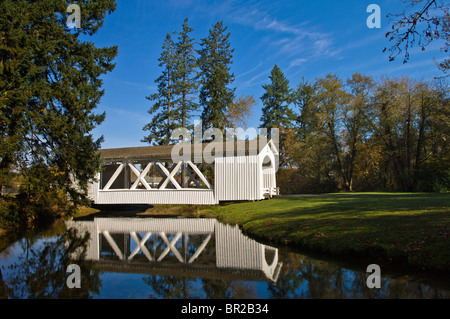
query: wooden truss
[
  {"left": 101, "top": 231, "right": 212, "bottom": 264},
  {"left": 101, "top": 160, "right": 212, "bottom": 190}
]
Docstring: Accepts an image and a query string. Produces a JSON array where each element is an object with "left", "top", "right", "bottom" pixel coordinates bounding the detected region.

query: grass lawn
[{"left": 190, "top": 192, "right": 450, "bottom": 273}]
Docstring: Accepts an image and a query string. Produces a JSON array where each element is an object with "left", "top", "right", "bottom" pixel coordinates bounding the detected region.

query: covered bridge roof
[{"left": 99, "top": 140, "right": 275, "bottom": 161}]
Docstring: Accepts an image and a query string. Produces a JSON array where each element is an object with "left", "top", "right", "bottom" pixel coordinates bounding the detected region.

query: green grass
[{"left": 191, "top": 192, "right": 450, "bottom": 273}]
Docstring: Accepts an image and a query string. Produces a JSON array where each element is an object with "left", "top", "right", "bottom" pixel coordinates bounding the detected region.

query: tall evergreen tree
[
  {"left": 143, "top": 33, "right": 180, "bottom": 145},
  {"left": 198, "top": 21, "right": 235, "bottom": 132},
  {"left": 173, "top": 18, "right": 199, "bottom": 129},
  {"left": 260, "top": 65, "right": 295, "bottom": 131},
  {"left": 260, "top": 65, "right": 295, "bottom": 165},
  {"left": 143, "top": 19, "right": 199, "bottom": 145},
  {"left": 0, "top": 0, "right": 118, "bottom": 208}
]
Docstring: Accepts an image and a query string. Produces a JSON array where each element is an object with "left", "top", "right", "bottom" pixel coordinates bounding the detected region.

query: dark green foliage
[
  {"left": 260, "top": 64, "right": 295, "bottom": 132},
  {"left": 0, "top": 196, "right": 21, "bottom": 229},
  {"left": 198, "top": 21, "right": 235, "bottom": 132},
  {"left": 174, "top": 18, "right": 199, "bottom": 129},
  {"left": 143, "top": 33, "right": 180, "bottom": 145},
  {"left": 293, "top": 78, "right": 317, "bottom": 140},
  {"left": 260, "top": 65, "right": 295, "bottom": 166},
  {"left": 416, "top": 156, "right": 450, "bottom": 192},
  {"left": 0, "top": 0, "right": 118, "bottom": 211},
  {"left": 276, "top": 167, "right": 337, "bottom": 195},
  {"left": 143, "top": 18, "right": 199, "bottom": 145}
]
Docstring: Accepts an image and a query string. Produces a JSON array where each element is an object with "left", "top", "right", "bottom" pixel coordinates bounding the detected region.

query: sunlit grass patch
[{"left": 194, "top": 192, "right": 450, "bottom": 273}]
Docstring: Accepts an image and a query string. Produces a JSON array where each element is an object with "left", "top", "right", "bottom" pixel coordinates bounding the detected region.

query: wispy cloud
[
  {"left": 105, "top": 106, "right": 149, "bottom": 125},
  {"left": 196, "top": 1, "right": 340, "bottom": 88},
  {"left": 286, "top": 58, "right": 307, "bottom": 71},
  {"left": 239, "top": 67, "right": 274, "bottom": 89},
  {"left": 224, "top": 3, "right": 338, "bottom": 61},
  {"left": 109, "top": 77, "right": 156, "bottom": 92},
  {"left": 236, "top": 61, "right": 264, "bottom": 79}
]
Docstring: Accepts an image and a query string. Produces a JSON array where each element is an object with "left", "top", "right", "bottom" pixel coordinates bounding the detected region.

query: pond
[{"left": 0, "top": 214, "right": 449, "bottom": 299}]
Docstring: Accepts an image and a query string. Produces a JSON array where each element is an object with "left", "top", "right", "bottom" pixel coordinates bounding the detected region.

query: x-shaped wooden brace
[
  {"left": 157, "top": 232, "right": 212, "bottom": 264},
  {"left": 185, "top": 161, "right": 211, "bottom": 189},
  {"left": 128, "top": 232, "right": 154, "bottom": 261},
  {"left": 156, "top": 162, "right": 182, "bottom": 190},
  {"left": 128, "top": 162, "right": 152, "bottom": 190},
  {"left": 157, "top": 232, "right": 183, "bottom": 262}
]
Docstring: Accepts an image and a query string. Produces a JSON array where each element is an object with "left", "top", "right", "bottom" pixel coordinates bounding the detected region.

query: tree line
[
  {"left": 267, "top": 70, "right": 449, "bottom": 193},
  {"left": 144, "top": 19, "right": 449, "bottom": 194},
  {"left": 142, "top": 18, "right": 255, "bottom": 145}
]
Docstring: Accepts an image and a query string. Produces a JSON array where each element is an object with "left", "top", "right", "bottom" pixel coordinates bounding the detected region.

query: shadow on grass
[
  {"left": 217, "top": 193, "right": 450, "bottom": 274},
  {"left": 239, "top": 193, "right": 449, "bottom": 220}
]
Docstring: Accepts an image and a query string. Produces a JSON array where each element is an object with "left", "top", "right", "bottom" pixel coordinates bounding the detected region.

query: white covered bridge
[
  {"left": 88, "top": 140, "right": 279, "bottom": 205},
  {"left": 66, "top": 217, "right": 283, "bottom": 282}
]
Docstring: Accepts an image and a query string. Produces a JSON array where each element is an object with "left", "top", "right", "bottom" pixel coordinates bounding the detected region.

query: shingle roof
[{"left": 99, "top": 140, "right": 272, "bottom": 161}]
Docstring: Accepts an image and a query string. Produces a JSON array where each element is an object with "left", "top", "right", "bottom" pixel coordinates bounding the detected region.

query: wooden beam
[
  {"left": 103, "top": 163, "right": 124, "bottom": 190},
  {"left": 157, "top": 162, "right": 182, "bottom": 190},
  {"left": 185, "top": 166, "right": 202, "bottom": 188},
  {"left": 102, "top": 231, "right": 124, "bottom": 260},
  {"left": 129, "top": 162, "right": 152, "bottom": 190},
  {"left": 157, "top": 232, "right": 183, "bottom": 262},
  {"left": 128, "top": 232, "right": 153, "bottom": 261},
  {"left": 188, "top": 234, "right": 212, "bottom": 264},
  {"left": 187, "top": 161, "right": 211, "bottom": 189}
]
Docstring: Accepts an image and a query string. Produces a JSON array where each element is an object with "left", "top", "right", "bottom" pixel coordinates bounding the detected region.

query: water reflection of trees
[
  {"left": 0, "top": 228, "right": 101, "bottom": 299},
  {"left": 201, "top": 280, "right": 258, "bottom": 299},
  {"left": 269, "top": 252, "right": 449, "bottom": 299},
  {"left": 142, "top": 275, "right": 258, "bottom": 299}
]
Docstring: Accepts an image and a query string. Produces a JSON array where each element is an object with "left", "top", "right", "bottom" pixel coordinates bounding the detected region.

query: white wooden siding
[
  {"left": 263, "top": 166, "right": 274, "bottom": 189},
  {"left": 95, "top": 189, "right": 217, "bottom": 205},
  {"left": 92, "top": 217, "right": 216, "bottom": 234},
  {"left": 214, "top": 155, "right": 262, "bottom": 201},
  {"left": 215, "top": 222, "right": 282, "bottom": 281}
]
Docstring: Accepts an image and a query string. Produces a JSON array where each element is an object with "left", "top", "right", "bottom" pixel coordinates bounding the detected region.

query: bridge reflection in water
[{"left": 65, "top": 218, "right": 283, "bottom": 283}]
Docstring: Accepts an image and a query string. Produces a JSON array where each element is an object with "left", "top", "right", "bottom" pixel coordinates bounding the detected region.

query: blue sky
[{"left": 87, "top": 0, "right": 446, "bottom": 149}]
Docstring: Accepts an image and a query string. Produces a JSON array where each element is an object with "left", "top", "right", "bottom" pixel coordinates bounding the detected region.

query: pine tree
[
  {"left": 143, "top": 19, "right": 200, "bottom": 145},
  {"left": 173, "top": 18, "right": 199, "bottom": 129},
  {"left": 0, "top": 0, "right": 118, "bottom": 209},
  {"left": 260, "top": 65, "right": 295, "bottom": 165},
  {"left": 260, "top": 65, "right": 295, "bottom": 131},
  {"left": 198, "top": 21, "right": 235, "bottom": 132},
  {"left": 143, "top": 33, "right": 180, "bottom": 145}
]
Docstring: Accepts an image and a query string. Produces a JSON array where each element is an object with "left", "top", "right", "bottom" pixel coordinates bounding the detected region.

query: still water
[{"left": 0, "top": 214, "right": 449, "bottom": 299}]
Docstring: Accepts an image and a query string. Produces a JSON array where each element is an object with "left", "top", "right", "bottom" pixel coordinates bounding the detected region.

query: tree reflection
[
  {"left": 143, "top": 275, "right": 200, "bottom": 299},
  {"left": 267, "top": 252, "right": 307, "bottom": 298},
  {"left": 0, "top": 228, "right": 101, "bottom": 298},
  {"left": 269, "top": 252, "right": 449, "bottom": 299},
  {"left": 201, "top": 279, "right": 232, "bottom": 299}
]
